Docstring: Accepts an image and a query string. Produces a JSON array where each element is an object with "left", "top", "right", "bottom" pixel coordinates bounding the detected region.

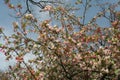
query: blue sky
[
  {"left": 0, "top": 0, "right": 16, "bottom": 71},
  {"left": 0, "top": 0, "right": 18, "bottom": 33},
  {"left": 0, "top": 0, "right": 119, "bottom": 71}
]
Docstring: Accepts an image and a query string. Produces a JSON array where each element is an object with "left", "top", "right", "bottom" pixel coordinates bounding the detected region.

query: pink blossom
[{"left": 44, "top": 5, "right": 53, "bottom": 11}]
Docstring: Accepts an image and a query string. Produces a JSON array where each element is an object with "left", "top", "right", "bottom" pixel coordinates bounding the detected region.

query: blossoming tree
[{"left": 0, "top": 0, "right": 120, "bottom": 80}]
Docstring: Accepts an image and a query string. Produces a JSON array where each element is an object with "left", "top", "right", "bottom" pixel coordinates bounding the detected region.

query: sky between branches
[{"left": 0, "top": 0, "right": 119, "bottom": 71}]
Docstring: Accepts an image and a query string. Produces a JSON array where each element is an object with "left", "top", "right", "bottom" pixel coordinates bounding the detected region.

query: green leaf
[
  {"left": 115, "top": 69, "right": 120, "bottom": 75},
  {"left": 0, "top": 43, "right": 2, "bottom": 47},
  {"left": 75, "top": 0, "right": 82, "bottom": 4}
]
